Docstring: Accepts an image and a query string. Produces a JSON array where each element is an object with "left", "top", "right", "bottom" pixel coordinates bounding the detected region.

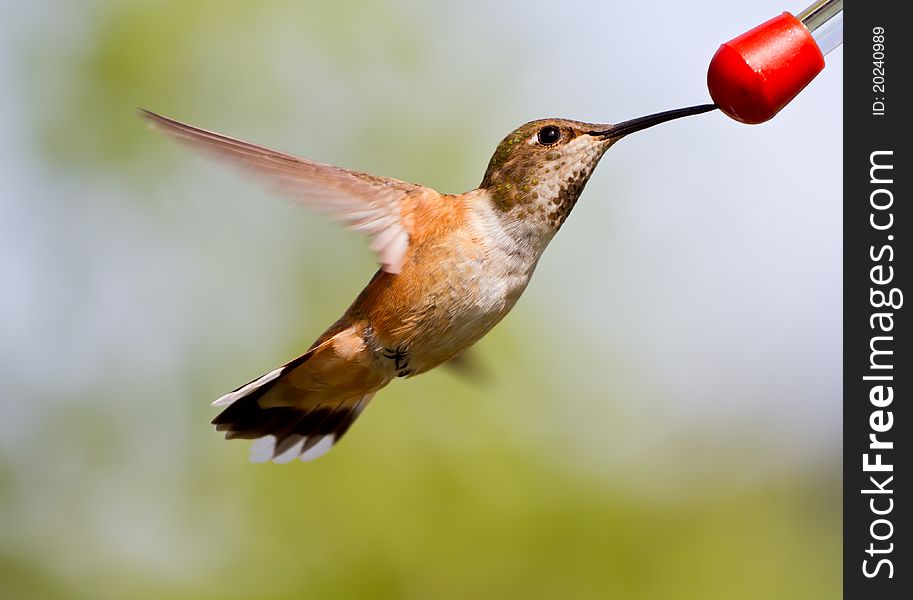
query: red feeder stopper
[{"left": 708, "top": 12, "right": 825, "bottom": 124}]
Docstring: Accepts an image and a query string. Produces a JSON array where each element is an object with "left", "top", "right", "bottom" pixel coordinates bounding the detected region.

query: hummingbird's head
[{"left": 480, "top": 105, "right": 716, "bottom": 234}]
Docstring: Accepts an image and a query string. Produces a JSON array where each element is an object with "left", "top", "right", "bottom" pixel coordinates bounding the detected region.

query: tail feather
[
  {"left": 213, "top": 389, "right": 376, "bottom": 463},
  {"left": 210, "top": 332, "right": 380, "bottom": 463}
]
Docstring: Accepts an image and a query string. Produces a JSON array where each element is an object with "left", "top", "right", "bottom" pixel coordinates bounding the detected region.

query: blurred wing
[
  {"left": 443, "top": 349, "right": 491, "bottom": 384},
  {"left": 141, "top": 109, "right": 429, "bottom": 273}
]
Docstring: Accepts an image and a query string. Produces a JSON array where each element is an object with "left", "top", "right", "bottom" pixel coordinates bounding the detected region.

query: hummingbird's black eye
[{"left": 536, "top": 125, "right": 561, "bottom": 146}]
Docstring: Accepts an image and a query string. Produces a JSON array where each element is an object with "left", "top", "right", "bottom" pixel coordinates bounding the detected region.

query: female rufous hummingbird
[{"left": 142, "top": 103, "right": 716, "bottom": 463}]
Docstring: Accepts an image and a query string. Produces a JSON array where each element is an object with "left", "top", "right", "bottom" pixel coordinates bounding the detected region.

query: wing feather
[{"left": 140, "top": 108, "right": 430, "bottom": 273}]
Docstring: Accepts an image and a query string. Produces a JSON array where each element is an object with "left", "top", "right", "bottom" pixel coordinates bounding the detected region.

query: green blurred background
[{"left": 1, "top": 0, "right": 841, "bottom": 598}]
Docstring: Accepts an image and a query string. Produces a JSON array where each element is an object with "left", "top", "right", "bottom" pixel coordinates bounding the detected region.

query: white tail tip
[{"left": 212, "top": 366, "right": 284, "bottom": 407}]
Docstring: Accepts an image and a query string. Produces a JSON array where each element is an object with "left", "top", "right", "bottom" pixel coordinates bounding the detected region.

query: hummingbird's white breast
[{"left": 377, "top": 190, "right": 547, "bottom": 376}]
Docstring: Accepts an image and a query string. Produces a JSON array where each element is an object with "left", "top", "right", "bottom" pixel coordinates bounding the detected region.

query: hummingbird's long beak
[{"left": 590, "top": 104, "right": 717, "bottom": 139}]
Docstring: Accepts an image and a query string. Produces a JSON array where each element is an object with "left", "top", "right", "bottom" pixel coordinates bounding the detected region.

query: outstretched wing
[{"left": 141, "top": 109, "right": 430, "bottom": 273}]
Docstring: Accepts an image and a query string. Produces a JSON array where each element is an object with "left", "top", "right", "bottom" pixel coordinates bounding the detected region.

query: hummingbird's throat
[{"left": 483, "top": 133, "right": 611, "bottom": 231}]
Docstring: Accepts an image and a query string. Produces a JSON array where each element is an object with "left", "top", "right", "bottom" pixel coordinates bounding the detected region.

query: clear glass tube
[{"left": 798, "top": 0, "right": 844, "bottom": 55}]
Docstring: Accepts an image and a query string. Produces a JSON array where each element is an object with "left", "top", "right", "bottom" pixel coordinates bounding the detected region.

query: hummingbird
[{"left": 141, "top": 103, "right": 716, "bottom": 464}]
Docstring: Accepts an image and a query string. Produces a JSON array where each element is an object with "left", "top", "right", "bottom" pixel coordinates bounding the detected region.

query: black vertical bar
[{"left": 844, "top": 1, "right": 908, "bottom": 598}]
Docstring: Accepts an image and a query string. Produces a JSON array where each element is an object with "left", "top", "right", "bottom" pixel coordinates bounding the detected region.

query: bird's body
[{"left": 142, "top": 104, "right": 715, "bottom": 463}]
